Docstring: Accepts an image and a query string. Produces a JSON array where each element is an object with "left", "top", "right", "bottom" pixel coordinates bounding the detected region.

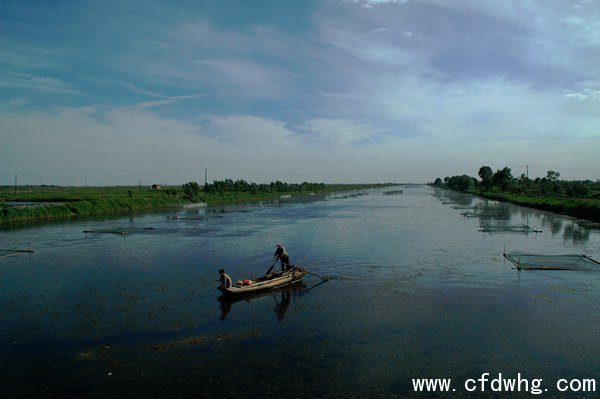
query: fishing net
[
  {"left": 82, "top": 227, "right": 156, "bottom": 235},
  {"left": 480, "top": 224, "right": 541, "bottom": 234},
  {"left": 461, "top": 211, "right": 504, "bottom": 219},
  {"left": 503, "top": 252, "right": 600, "bottom": 270}
]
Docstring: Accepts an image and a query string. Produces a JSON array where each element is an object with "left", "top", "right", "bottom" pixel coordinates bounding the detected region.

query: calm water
[{"left": 1, "top": 186, "right": 599, "bottom": 398}]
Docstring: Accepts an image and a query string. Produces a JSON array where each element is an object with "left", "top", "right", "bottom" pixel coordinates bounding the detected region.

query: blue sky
[{"left": 1, "top": 0, "right": 599, "bottom": 185}]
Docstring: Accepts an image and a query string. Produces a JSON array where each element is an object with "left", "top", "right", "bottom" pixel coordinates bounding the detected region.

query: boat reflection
[{"left": 217, "top": 282, "right": 308, "bottom": 320}]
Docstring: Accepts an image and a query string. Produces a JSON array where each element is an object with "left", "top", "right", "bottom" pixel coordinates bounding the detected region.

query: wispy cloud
[
  {"left": 345, "top": 0, "right": 410, "bottom": 8},
  {"left": 135, "top": 94, "right": 204, "bottom": 109},
  {"left": 0, "top": 72, "right": 77, "bottom": 94},
  {"left": 0, "top": 41, "right": 62, "bottom": 70},
  {"left": 190, "top": 59, "right": 295, "bottom": 98},
  {"left": 301, "top": 118, "right": 389, "bottom": 146},
  {"left": 84, "top": 77, "right": 164, "bottom": 98},
  {"left": 4, "top": 97, "right": 30, "bottom": 108},
  {"left": 564, "top": 89, "right": 600, "bottom": 101},
  {"left": 199, "top": 114, "right": 297, "bottom": 148}
]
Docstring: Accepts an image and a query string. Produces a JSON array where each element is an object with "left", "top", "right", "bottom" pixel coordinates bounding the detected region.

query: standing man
[{"left": 272, "top": 244, "right": 291, "bottom": 272}]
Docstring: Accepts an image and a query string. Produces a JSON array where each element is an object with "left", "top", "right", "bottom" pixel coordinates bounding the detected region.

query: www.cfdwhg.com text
[{"left": 412, "top": 373, "right": 596, "bottom": 395}]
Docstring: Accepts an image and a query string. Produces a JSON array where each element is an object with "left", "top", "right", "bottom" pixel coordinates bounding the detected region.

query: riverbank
[
  {"left": 0, "top": 184, "right": 386, "bottom": 224},
  {"left": 468, "top": 189, "right": 600, "bottom": 223},
  {"left": 0, "top": 195, "right": 185, "bottom": 224}
]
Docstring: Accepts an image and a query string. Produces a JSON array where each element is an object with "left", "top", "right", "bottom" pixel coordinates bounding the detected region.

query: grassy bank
[
  {"left": 470, "top": 190, "right": 600, "bottom": 223},
  {"left": 0, "top": 184, "right": 384, "bottom": 224},
  {"left": 0, "top": 194, "right": 186, "bottom": 224}
]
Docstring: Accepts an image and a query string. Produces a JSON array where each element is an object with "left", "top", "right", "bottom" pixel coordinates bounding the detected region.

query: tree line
[
  {"left": 183, "top": 179, "right": 326, "bottom": 198},
  {"left": 430, "top": 166, "right": 599, "bottom": 199}
]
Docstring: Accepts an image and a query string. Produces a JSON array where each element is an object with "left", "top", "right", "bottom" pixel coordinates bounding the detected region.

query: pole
[
  {"left": 526, "top": 165, "right": 529, "bottom": 193},
  {"left": 205, "top": 169, "right": 207, "bottom": 186}
]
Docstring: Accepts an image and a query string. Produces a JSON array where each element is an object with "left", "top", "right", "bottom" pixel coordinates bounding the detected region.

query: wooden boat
[{"left": 217, "top": 266, "right": 308, "bottom": 295}]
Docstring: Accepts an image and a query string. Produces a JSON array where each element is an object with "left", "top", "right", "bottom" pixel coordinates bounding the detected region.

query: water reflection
[
  {"left": 563, "top": 222, "right": 592, "bottom": 243},
  {"left": 274, "top": 290, "right": 291, "bottom": 321},
  {"left": 217, "top": 283, "right": 307, "bottom": 321},
  {"left": 434, "top": 189, "right": 598, "bottom": 243},
  {"left": 433, "top": 188, "right": 474, "bottom": 208}
]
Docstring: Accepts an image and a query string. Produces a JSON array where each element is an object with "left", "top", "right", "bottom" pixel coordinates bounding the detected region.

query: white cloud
[
  {"left": 200, "top": 114, "right": 298, "bottom": 149},
  {"left": 564, "top": 89, "right": 600, "bottom": 101},
  {"left": 1, "top": 107, "right": 317, "bottom": 184},
  {"left": 1, "top": 106, "right": 209, "bottom": 183},
  {"left": 345, "top": 0, "right": 410, "bottom": 8},
  {"left": 301, "top": 118, "right": 388, "bottom": 146}
]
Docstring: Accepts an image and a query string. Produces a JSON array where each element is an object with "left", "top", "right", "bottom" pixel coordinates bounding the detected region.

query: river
[{"left": 1, "top": 185, "right": 599, "bottom": 398}]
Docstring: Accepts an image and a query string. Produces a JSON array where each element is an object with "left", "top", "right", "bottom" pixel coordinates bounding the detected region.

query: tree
[
  {"left": 456, "top": 175, "right": 476, "bottom": 192},
  {"left": 546, "top": 170, "right": 560, "bottom": 182},
  {"left": 478, "top": 166, "right": 493, "bottom": 190},
  {"left": 183, "top": 181, "right": 201, "bottom": 198},
  {"left": 492, "top": 167, "right": 513, "bottom": 192},
  {"left": 570, "top": 182, "right": 590, "bottom": 198},
  {"left": 446, "top": 174, "right": 476, "bottom": 192}
]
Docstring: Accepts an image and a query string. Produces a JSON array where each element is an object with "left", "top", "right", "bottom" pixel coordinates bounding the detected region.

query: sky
[{"left": 1, "top": 0, "right": 599, "bottom": 186}]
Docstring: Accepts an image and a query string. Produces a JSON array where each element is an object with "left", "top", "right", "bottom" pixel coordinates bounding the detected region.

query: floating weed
[
  {"left": 549, "top": 284, "right": 578, "bottom": 293},
  {"left": 532, "top": 293, "right": 553, "bottom": 302},
  {"left": 76, "top": 345, "right": 112, "bottom": 361},
  {"left": 146, "top": 333, "right": 227, "bottom": 352}
]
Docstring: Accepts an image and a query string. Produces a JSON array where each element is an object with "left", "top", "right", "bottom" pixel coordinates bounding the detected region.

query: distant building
[{"left": 151, "top": 184, "right": 161, "bottom": 190}]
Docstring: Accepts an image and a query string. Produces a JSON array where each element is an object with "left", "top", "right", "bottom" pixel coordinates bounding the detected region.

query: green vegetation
[
  {"left": 0, "top": 186, "right": 185, "bottom": 224},
  {"left": 430, "top": 167, "right": 600, "bottom": 222},
  {"left": 0, "top": 180, "right": 387, "bottom": 224},
  {"left": 203, "top": 179, "right": 326, "bottom": 196},
  {"left": 198, "top": 179, "right": 329, "bottom": 204},
  {"left": 193, "top": 179, "right": 385, "bottom": 205}
]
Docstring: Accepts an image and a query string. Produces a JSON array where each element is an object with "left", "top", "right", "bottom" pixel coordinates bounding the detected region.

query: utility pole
[{"left": 204, "top": 169, "right": 207, "bottom": 186}]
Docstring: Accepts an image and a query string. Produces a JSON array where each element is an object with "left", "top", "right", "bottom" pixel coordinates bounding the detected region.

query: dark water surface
[{"left": 1, "top": 186, "right": 599, "bottom": 398}]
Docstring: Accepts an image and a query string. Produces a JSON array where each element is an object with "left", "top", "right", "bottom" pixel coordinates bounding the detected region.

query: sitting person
[{"left": 217, "top": 269, "right": 232, "bottom": 288}]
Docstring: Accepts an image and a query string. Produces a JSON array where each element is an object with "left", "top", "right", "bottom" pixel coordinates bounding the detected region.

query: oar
[
  {"left": 0, "top": 248, "right": 34, "bottom": 260},
  {"left": 308, "top": 278, "right": 330, "bottom": 290},
  {"left": 265, "top": 261, "right": 276, "bottom": 275},
  {"left": 305, "top": 270, "right": 329, "bottom": 280},
  {"left": 0, "top": 249, "right": 34, "bottom": 253}
]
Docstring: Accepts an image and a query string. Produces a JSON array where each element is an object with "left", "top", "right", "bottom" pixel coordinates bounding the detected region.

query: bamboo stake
[
  {"left": 0, "top": 249, "right": 34, "bottom": 259},
  {"left": 582, "top": 254, "right": 600, "bottom": 265}
]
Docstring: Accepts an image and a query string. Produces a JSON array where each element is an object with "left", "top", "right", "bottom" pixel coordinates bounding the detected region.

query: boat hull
[{"left": 217, "top": 267, "right": 308, "bottom": 295}]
